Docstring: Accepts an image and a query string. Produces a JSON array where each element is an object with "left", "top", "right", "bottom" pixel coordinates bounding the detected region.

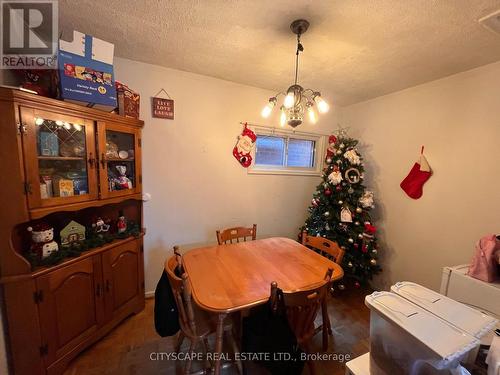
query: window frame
[{"left": 248, "top": 127, "right": 325, "bottom": 176}]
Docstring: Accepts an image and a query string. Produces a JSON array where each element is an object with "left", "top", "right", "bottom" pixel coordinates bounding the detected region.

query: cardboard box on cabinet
[{"left": 58, "top": 31, "right": 117, "bottom": 111}]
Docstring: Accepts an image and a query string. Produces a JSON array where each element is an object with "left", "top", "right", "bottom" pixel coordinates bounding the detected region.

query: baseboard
[{"left": 145, "top": 291, "right": 155, "bottom": 299}]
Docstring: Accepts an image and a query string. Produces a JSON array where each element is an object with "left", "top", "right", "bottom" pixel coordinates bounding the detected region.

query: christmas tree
[{"left": 301, "top": 129, "right": 381, "bottom": 287}]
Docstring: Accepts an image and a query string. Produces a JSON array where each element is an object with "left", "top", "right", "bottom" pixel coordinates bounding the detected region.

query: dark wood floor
[{"left": 64, "top": 287, "right": 371, "bottom": 375}]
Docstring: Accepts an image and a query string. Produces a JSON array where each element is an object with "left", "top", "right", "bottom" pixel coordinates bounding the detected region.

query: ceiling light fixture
[{"left": 261, "top": 19, "right": 329, "bottom": 128}]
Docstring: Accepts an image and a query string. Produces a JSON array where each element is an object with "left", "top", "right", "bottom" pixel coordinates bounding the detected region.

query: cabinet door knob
[
  {"left": 88, "top": 152, "right": 95, "bottom": 168},
  {"left": 100, "top": 153, "right": 106, "bottom": 169}
]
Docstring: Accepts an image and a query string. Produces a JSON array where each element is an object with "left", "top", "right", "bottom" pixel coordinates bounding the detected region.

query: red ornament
[
  {"left": 328, "top": 135, "right": 337, "bottom": 144},
  {"left": 311, "top": 198, "right": 319, "bottom": 207},
  {"left": 364, "top": 223, "right": 377, "bottom": 234},
  {"left": 354, "top": 281, "right": 361, "bottom": 288},
  {"left": 336, "top": 185, "right": 342, "bottom": 191},
  {"left": 324, "top": 188, "right": 332, "bottom": 196},
  {"left": 362, "top": 244, "right": 368, "bottom": 253},
  {"left": 353, "top": 243, "right": 359, "bottom": 249}
]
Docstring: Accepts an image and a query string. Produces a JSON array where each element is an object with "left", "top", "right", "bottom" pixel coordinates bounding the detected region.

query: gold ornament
[
  {"left": 356, "top": 207, "right": 363, "bottom": 214},
  {"left": 370, "top": 259, "right": 377, "bottom": 266}
]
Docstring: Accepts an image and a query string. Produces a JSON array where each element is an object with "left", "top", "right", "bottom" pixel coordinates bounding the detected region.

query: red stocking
[{"left": 400, "top": 147, "right": 432, "bottom": 199}]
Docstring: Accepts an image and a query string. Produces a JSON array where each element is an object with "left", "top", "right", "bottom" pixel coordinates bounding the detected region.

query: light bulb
[
  {"left": 73, "top": 123, "right": 82, "bottom": 131},
  {"left": 280, "top": 107, "right": 287, "bottom": 127},
  {"left": 284, "top": 92, "right": 294, "bottom": 109},
  {"left": 35, "top": 117, "right": 44, "bottom": 126},
  {"left": 261, "top": 97, "right": 276, "bottom": 118},
  {"left": 55, "top": 120, "right": 63, "bottom": 126},
  {"left": 63, "top": 122, "right": 71, "bottom": 130},
  {"left": 307, "top": 105, "right": 317, "bottom": 124},
  {"left": 314, "top": 94, "right": 329, "bottom": 113}
]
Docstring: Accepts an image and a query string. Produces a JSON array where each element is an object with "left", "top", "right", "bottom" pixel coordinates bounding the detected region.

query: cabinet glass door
[
  {"left": 21, "top": 108, "right": 98, "bottom": 209},
  {"left": 98, "top": 122, "right": 141, "bottom": 198}
]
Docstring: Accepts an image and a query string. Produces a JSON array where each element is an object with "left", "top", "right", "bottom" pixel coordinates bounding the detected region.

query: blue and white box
[{"left": 58, "top": 31, "right": 117, "bottom": 111}]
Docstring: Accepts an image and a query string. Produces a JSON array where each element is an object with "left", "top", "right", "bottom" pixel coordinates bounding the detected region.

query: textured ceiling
[{"left": 59, "top": 0, "right": 500, "bottom": 105}]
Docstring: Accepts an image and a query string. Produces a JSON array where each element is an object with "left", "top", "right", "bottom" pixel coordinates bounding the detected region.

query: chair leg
[
  {"left": 176, "top": 331, "right": 185, "bottom": 353},
  {"left": 304, "top": 342, "right": 316, "bottom": 375},
  {"left": 185, "top": 338, "right": 197, "bottom": 375},
  {"left": 321, "top": 299, "right": 331, "bottom": 351},
  {"left": 227, "top": 329, "right": 243, "bottom": 375},
  {"left": 201, "top": 337, "right": 212, "bottom": 371}
]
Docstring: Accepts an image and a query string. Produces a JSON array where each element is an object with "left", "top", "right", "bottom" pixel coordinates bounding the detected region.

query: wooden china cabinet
[{"left": 0, "top": 87, "right": 146, "bottom": 375}]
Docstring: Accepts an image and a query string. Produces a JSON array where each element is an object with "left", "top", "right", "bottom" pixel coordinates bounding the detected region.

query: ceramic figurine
[
  {"left": 117, "top": 216, "right": 127, "bottom": 234},
  {"left": 27, "top": 223, "right": 59, "bottom": 258}
]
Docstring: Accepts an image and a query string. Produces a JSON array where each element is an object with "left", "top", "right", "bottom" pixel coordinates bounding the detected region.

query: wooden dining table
[{"left": 182, "top": 237, "right": 344, "bottom": 375}]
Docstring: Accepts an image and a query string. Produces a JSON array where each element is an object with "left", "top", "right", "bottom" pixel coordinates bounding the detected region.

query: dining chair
[
  {"left": 301, "top": 231, "right": 345, "bottom": 351},
  {"left": 216, "top": 224, "right": 257, "bottom": 245},
  {"left": 270, "top": 268, "right": 333, "bottom": 375},
  {"left": 166, "top": 251, "right": 243, "bottom": 375}
]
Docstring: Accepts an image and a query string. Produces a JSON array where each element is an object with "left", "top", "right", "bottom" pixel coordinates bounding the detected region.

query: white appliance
[{"left": 365, "top": 291, "right": 479, "bottom": 375}]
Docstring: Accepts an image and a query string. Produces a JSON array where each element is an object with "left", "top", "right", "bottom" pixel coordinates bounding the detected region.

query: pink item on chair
[{"left": 467, "top": 234, "right": 500, "bottom": 283}]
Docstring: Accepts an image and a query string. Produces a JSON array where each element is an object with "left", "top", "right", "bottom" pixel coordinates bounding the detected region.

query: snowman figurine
[{"left": 27, "top": 223, "right": 59, "bottom": 259}]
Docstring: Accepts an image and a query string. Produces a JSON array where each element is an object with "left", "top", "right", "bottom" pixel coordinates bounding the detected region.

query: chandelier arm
[{"left": 294, "top": 34, "right": 301, "bottom": 85}]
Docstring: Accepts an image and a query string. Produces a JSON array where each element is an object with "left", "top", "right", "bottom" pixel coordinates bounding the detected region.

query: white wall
[
  {"left": 341, "top": 61, "right": 500, "bottom": 291},
  {"left": 113, "top": 58, "right": 338, "bottom": 293}
]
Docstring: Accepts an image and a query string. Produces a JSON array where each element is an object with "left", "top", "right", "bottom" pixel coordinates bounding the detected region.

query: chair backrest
[
  {"left": 164, "top": 254, "right": 197, "bottom": 338},
  {"left": 216, "top": 224, "right": 257, "bottom": 245},
  {"left": 270, "top": 268, "right": 333, "bottom": 346},
  {"left": 302, "top": 230, "right": 345, "bottom": 265}
]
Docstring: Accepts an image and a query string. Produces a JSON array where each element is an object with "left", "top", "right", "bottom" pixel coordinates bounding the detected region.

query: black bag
[
  {"left": 241, "top": 289, "right": 305, "bottom": 375},
  {"left": 154, "top": 269, "right": 180, "bottom": 337}
]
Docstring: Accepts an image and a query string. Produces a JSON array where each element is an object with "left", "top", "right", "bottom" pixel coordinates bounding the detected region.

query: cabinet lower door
[
  {"left": 102, "top": 239, "right": 142, "bottom": 322},
  {"left": 36, "top": 256, "right": 105, "bottom": 366}
]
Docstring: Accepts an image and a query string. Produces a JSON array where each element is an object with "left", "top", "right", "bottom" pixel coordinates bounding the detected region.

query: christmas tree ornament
[
  {"left": 354, "top": 221, "right": 360, "bottom": 226},
  {"left": 348, "top": 238, "right": 354, "bottom": 244},
  {"left": 339, "top": 143, "right": 345, "bottom": 149},
  {"left": 400, "top": 146, "right": 432, "bottom": 199},
  {"left": 348, "top": 261, "right": 353, "bottom": 267},
  {"left": 356, "top": 207, "right": 363, "bottom": 214},
  {"left": 354, "top": 281, "right": 361, "bottom": 288},
  {"left": 336, "top": 185, "right": 342, "bottom": 191},
  {"left": 232, "top": 123, "right": 256, "bottom": 168},
  {"left": 338, "top": 284, "right": 346, "bottom": 291},
  {"left": 338, "top": 200, "right": 343, "bottom": 205},
  {"left": 362, "top": 244, "right": 368, "bottom": 253},
  {"left": 336, "top": 160, "right": 341, "bottom": 164},
  {"left": 354, "top": 243, "right": 359, "bottom": 249},
  {"left": 370, "top": 259, "right": 377, "bottom": 266},
  {"left": 359, "top": 190, "right": 375, "bottom": 208},
  {"left": 328, "top": 170, "right": 343, "bottom": 185},
  {"left": 358, "top": 233, "right": 364, "bottom": 239},
  {"left": 343, "top": 149, "right": 361, "bottom": 165},
  {"left": 372, "top": 249, "right": 378, "bottom": 255},
  {"left": 324, "top": 188, "right": 332, "bottom": 196},
  {"left": 326, "top": 157, "right": 332, "bottom": 164},
  {"left": 345, "top": 168, "right": 361, "bottom": 184},
  {"left": 348, "top": 187, "right": 354, "bottom": 194},
  {"left": 311, "top": 198, "right": 318, "bottom": 207},
  {"left": 324, "top": 211, "right": 330, "bottom": 217},
  {"left": 336, "top": 150, "right": 342, "bottom": 155},
  {"left": 340, "top": 207, "right": 353, "bottom": 222},
  {"left": 325, "top": 223, "right": 330, "bottom": 231}
]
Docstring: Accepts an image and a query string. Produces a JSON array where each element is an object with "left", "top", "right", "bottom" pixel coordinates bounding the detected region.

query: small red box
[{"left": 116, "top": 81, "right": 140, "bottom": 119}]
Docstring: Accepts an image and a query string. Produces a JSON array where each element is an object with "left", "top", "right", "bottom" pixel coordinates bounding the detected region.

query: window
[{"left": 249, "top": 128, "right": 325, "bottom": 176}]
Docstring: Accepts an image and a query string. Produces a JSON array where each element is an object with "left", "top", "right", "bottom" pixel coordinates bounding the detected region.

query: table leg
[{"left": 214, "top": 313, "right": 227, "bottom": 375}]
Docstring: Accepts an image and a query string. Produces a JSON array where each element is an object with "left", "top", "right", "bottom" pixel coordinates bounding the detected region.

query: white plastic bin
[
  {"left": 391, "top": 281, "right": 498, "bottom": 340},
  {"left": 365, "top": 291, "right": 479, "bottom": 375}
]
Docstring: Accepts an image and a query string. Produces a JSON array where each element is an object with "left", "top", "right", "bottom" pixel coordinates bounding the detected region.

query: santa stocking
[
  {"left": 400, "top": 147, "right": 432, "bottom": 199},
  {"left": 233, "top": 123, "right": 256, "bottom": 168}
]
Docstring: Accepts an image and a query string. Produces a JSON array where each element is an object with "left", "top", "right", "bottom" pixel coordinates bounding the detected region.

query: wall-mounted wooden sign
[{"left": 152, "top": 97, "right": 174, "bottom": 119}]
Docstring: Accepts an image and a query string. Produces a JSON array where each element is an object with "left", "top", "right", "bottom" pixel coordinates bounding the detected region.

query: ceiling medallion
[{"left": 261, "top": 19, "right": 329, "bottom": 128}]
